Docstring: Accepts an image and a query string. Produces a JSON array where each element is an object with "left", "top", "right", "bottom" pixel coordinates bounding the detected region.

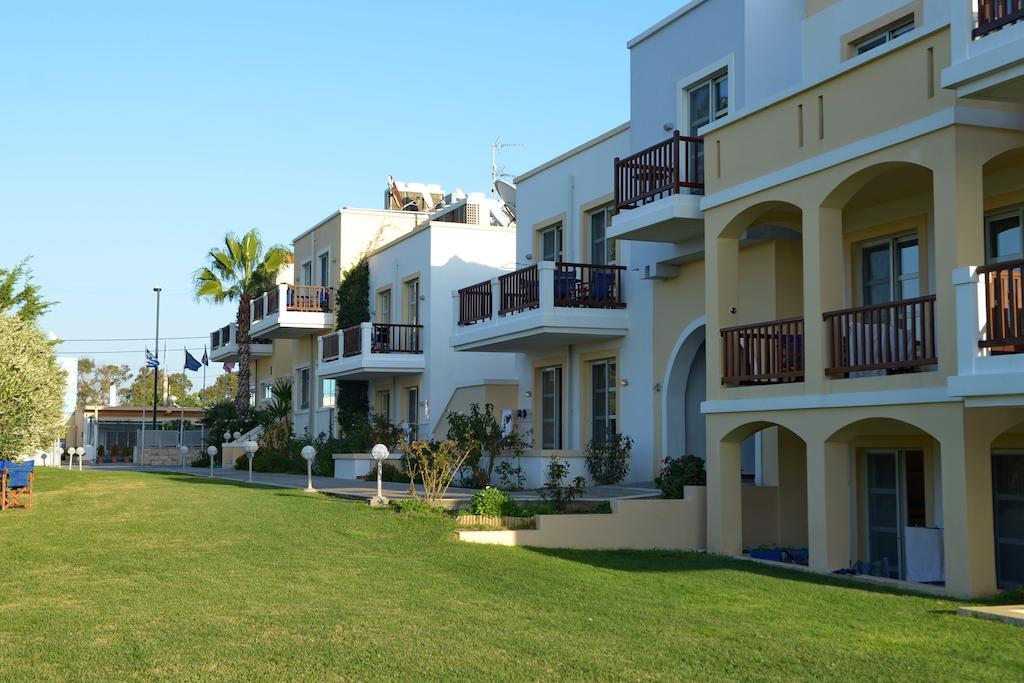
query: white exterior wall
[
  {"left": 366, "top": 223, "right": 518, "bottom": 437},
  {"left": 513, "top": 126, "right": 657, "bottom": 485}
]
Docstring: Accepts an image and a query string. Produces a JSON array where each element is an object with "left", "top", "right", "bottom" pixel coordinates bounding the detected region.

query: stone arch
[
  {"left": 662, "top": 316, "right": 706, "bottom": 460},
  {"left": 820, "top": 160, "right": 934, "bottom": 211},
  {"left": 718, "top": 200, "right": 803, "bottom": 240}
]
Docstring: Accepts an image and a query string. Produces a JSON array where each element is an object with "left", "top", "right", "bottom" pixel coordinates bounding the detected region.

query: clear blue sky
[{"left": 1, "top": 0, "right": 682, "bottom": 381}]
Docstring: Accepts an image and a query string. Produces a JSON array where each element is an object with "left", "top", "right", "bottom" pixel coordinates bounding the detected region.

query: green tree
[
  {"left": 0, "top": 258, "right": 56, "bottom": 323},
  {"left": 193, "top": 229, "right": 289, "bottom": 410},
  {"left": 197, "top": 372, "right": 239, "bottom": 406},
  {"left": 76, "top": 358, "right": 134, "bottom": 407},
  {"left": 335, "top": 258, "right": 371, "bottom": 436},
  {"left": 125, "top": 367, "right": 199, "bottom": 407},
  {"left": 0, "top": 313, "right": 66, "bottom": 459}
]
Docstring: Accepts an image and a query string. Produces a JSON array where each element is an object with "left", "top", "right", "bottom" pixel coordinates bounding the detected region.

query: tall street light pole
[{"left": 152, "top": 287, "right": 161, "bottom": 431}]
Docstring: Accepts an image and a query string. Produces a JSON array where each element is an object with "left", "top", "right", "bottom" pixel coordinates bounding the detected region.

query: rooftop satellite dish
[{"left": 494, "top": 179, "right": 516, "bottom": 208}]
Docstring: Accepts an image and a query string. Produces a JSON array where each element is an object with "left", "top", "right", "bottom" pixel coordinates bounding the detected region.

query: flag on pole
[
  {"left": 201, "top": 349, "right": 209, "bottom": 366},
  {"left": 184, "top": 350, "right": 202, "bottom": 371},
  {"left": 223, "top": 361, "right": 235, "bottom": 373},
  {"left": 145, "top": 348, "right": 160, "bottom": 368}
]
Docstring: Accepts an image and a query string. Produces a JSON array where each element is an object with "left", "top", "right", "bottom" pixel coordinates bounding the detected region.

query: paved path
[{"left": 79, "top": 464, "right": 660, "bottom": 507}]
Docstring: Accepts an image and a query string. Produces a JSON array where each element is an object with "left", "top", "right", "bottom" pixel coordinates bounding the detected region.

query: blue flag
[
  {"left": 145, "top": 348, "right": 160, "bottom": 369},
  {"left": 184, "top": 350, "right": 202, "bottom": 371}
]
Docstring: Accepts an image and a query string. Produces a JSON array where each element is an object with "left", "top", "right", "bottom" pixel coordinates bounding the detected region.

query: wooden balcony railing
[
  {"left": 975, "top": 0, "right": 1024, "bottom": 38},
  {"left": 614, "top": 131, "right": 704, "bottom": 211},
  {"left": 499, "top": 265, "right": 539, "bottom": 315},
  {"left": 371, "top": 324, "right": 423, "bottom": 353},
  {"left": 253, "top": 296, "right": 265, "bottom": 321},
  {"left": 979, "top": 259, "right": 1024, "bottom": 352},
  {"left": 342, "top": 325, "right": 362, "bottom": 357},
  {"left": 210, "top": 330, "right": 221, "bottom": 350},
  {"left": 286, "top": 285, "right": 331, "bottom": 312},
  {"left": 721, "top": 317, "right": 805, "bottom": 386},
  {"left": 553, "top": 263, "right": 626, "bottom": 308},
  {"left": 458, "top": 280, "right": 492, "bottom": 325},
  {"left": 322, "top": 333, "right": 340, "bottom": 362},
  {"left": 823, "top": 296, "right": 937, "bottom": 376}
]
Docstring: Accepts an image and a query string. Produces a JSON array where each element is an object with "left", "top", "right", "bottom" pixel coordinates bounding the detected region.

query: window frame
[
  {"left": 852, "top": 16, "right": 915, "bottom": 56},
  {"left": 590, "top": 358, "right": 618, "bottom": 447},
  {"left": 985, "top": 208, "right": 1024, "bottom": 264},
  {"left": 539, "top": 366, "right": 563, "bottom": 450},
  {"left": 539, "top": 223, "right": 564, "bottom": 263},
  {"left": 686, "top": 70, "right": 729, "bottom": 137},
  {"left": 405, "top": 386, "right": 419, "bottom": 439},
  {"left": 859, "top": 232, "right": 921, "bottom": 305},
  {"left": 317, "top": 250, "right": 330, "bottom": 288},
  {"left": 588, "top": 204, "right": 616, "bottom": 265},
  {"left": 404, "top": 278, "right": 420, "bottom": 325},
  {"left": 300, "top": 260, "right": 313, "bottom": 286},
  {"left": 296, "top": 367, "right": 311, "bottom": 412},
  {"left": 377, "top": 288, "right": 392, "bottom": 324},
  {"left": 320, "top": 378, "right": 336, "bottom": 409}
]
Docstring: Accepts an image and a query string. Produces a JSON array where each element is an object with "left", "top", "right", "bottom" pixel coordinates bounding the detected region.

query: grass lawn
[{"left": 2, "top": 469, "right": 1022, "bottom": 681}]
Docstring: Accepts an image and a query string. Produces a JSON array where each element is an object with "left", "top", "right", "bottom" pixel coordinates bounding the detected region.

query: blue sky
[{"left": 1, "top": 0, "right": 682, "bottom": 382}]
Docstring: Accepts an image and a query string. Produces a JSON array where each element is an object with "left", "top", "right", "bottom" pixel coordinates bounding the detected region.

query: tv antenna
[{"left": 491, "top": 136, "right": 523, "bottom": 196}]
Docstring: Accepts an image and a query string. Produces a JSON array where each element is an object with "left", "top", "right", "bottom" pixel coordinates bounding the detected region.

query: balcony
[
  {"left": 317, "top": 323, "right": 424, "bottom": 380},
  {"left": 943, "top": 0, "right": 1024, "bottom": 101},
  {"left": 249, "top": 284, "right": 334, "bottom": 339},
  {"left": 450, "top": 262, "right": 629, "bottom": 352},
  {"left": 721, "top": 317, "right": 805, "bottom": 386},
  {"left": 208, "top": 322, "right": 273, "bottom": 363},
  {"left": 823, "top": 296, "right": 938, "bottom": 378},
  {"left": 608, "top": 131, "right": 705, "bottom": 243},
  {"left": 950, "top": 261, "right": 1024, "bottom": 398}
]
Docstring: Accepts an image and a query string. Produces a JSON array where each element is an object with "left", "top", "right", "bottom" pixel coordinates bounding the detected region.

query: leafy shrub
[
  {"left": 96, "top": 445, "right": 105, "bottom": 460},
  {"left": 446, "top": 403, "right": 529, "bottom": 487},
  {"left": 393, "top": 499, "right": 444, "bottom": 516},
  {"left": 495, "top": 459, "right": 525, "bottom": 491},
  {"left": 655, "top": 455, "right": 706, "bottom": 498},
  {"left": 584, "top": 433, "right": 633, "bottom": 485},
  {"left": 0, "top": 313, "right": 65, "bottom": 460},
  {"left": 364, "top": 461, "right": 410, "bottom": 483},
  {"left": 470, "top": 486, "right": 517, "bottom": 516},
  {"left": 538, "top": 455, "right": 586, "bottom": 512},
  {"left": 202, "top": 400, "right": 273, "bottom": 450}
]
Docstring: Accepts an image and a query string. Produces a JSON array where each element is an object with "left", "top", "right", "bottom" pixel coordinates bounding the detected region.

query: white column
[
  {"left": 952, "top": 266, "right": 985, "bottom": 378},
  {"left": 360, "top": 322, "right": 373, "bottom": 355},
  {"left": 807, "top": 440, "right": 851, "bottom": 573},
  {"left": 538, "top": 261, "right": 555, "bottom": 309}
]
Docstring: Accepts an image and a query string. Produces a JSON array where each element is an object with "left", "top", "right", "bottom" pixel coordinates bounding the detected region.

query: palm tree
[{"left": 194, "top": 229, "right": 290, "bottom": 410}]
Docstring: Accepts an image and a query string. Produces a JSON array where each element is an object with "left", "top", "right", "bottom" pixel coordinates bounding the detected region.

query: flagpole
[
  {"left": 201, "top": 345, "right": 207, "bottom": 452},
  {"left": 152, "top": 287, "right": 161, "bottom": 431}
]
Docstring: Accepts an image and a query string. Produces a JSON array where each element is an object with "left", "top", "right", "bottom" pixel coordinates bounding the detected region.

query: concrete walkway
[
  {"left": 958, "top": 604, "right": 1024, "bottom": 628},
  {"left": 79, "top": 464, "right": 661, "bottom": 507}
]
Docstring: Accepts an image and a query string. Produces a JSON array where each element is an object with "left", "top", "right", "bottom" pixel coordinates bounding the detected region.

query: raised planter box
[
  {"left": 456, "top": 514, "right": 535, "bottom": 530},
  {"left": 333, "top": 453, "right": 406, "bottom": 480}
]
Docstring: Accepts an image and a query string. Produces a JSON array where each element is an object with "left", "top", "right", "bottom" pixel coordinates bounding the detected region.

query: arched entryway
[{"left": 663, "top": 318, "right": 706, "bottom": 461}]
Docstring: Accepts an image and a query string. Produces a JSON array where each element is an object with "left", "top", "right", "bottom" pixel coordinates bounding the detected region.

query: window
[
  {"left": 540, "top": 223, "right": 563, "bottom": 262},
  {"left": 589, "top": 205, "right": 616, "bottom": 265},
  {"left": 687, "top": 71, "right": 727, "bottom": 185},
  {"left": 376, "top": 390, "right": 391, "bottom": 419},
  {"left": 405, "top": 279, "right": 420, "bottom": 324},
  {"left": 861, "top": 234, "right": 920, "bottom": 305},
  {"left": 377, "top": 289, "right": 392, "bottom": 324},
  {"left": 260, "top": 381, "right": 273, "bottom": 404},
  {"left": 297, "top": 368, "right": 310, "bottom": 411},
  {"left": 540, "top": 366, "right": 562, "bottom": 449},
  {"left": 986, "top": 209, "right": 1024, "bottom": 264},
  {"left": 688, "top": 71, "right": 728, "bottom": 136},
  {"left": 318, "top": 252, "right": 330, "bottom": 287},
  {"left": 301, "top": 261, "right": 312, "bottom": 286},
  {"left": 853, "top": 17, "right": 914, "bottom": 55},
  {"left": 405, "top": 386, "right": 419, "bottom": 439},
  {"left": 590, "top": 359, "right": 617, "bottom": 446},
  {"left": 320, "top": 378, "right": 336, "bottom": 409}
]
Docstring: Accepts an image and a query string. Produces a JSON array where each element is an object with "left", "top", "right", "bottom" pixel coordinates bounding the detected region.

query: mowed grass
[{"left": 1, "top": 470, "right": 1022, "bottom": 681}]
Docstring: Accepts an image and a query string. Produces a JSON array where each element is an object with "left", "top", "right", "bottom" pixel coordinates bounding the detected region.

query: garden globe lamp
[
  {"left": 223, "top": 431, "right": 232, "bottom": 443},
  {"left": 245, "top": 440, "right": 259, "bottom": 483},
  {"left": 370, "top": 444, "right": 390, "bottom": 508},
  {"left": 232, "top": 431, "right": 241, "bottom": 442},
  {"left": 180, "top": 444, "right": 189, "bottom": 471},
  {"left": 75, "top": 446, "right": 85, "bottom": 472},
  {"left": 39, "top": 449, "right": 48, "bottom": 467},
  {"left": 207, "top": 445, "right": 218, "bottom": 478},
  {"left": 55, "top": 446, "right": 64, "bottom": 469},
  {"left": 300, "top": 445, "right": 316, "bottom": 492}
]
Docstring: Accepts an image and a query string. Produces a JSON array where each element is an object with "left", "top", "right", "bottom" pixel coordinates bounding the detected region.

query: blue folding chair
[{"left": 1, "top": 460, "right": 34, "bottom": 510}]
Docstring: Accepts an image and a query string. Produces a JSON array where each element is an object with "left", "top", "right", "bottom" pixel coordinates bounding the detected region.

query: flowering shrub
[
  {"left": 584, "top": 433, "right": 633, "bottom": 485},
  {"left": 655, "top": 455, "right": 706, "bottom": 499}
]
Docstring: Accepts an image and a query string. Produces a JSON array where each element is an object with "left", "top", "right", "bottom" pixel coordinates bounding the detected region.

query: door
[
  {"left": 866, "top": 451, "right": 903, "bottom": 579},
  {"left": 993, "top": 453, "right": 1024, "bottom": 589}
]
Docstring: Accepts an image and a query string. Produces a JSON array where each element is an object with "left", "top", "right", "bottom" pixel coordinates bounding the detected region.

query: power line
[{"left": 57, "top": 335, "right": 207, "bottom": 342}]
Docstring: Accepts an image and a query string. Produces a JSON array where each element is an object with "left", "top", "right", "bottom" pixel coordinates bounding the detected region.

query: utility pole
[{"left": 152, "top": 287, "right": 161, "bottom": 431}]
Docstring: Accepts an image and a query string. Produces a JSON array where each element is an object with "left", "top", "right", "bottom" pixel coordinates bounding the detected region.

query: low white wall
[
  {"left": 493, "top": 454, "right": 589, "bottom": 490},
  {"left": 333, "top": 453, "right": 374, "bottom": 480},
  {"left": 459, "top": 486, "right": 707, "bottom": 551}
]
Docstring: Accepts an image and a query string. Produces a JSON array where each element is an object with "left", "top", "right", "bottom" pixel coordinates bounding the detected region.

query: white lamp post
[
  {"left": 370, "top": 443, "right": 390, "bottom": 507},
  {"left": 55, "top": 446, "right": 65, "bottom": 469},
  {"left": 207, "top": 445, "right": 217, "bottom": 478},
  {"left": 75, "top": 446, "right": 85, "bottom": 471},
  {"left": 244, "top": 440, "right": 259, "bottom": 483},
  {"left": 180, "top": 444, "right": 189, "bottom": 471},
  {"left": 223, "top": 431, "right": 232, "bottom": 443},
  {"left": 300, "top": 445, "right": 316, "bottom": 492},
  {"left": 232, "top": 431, "right": 241, "bottom": 442}
]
